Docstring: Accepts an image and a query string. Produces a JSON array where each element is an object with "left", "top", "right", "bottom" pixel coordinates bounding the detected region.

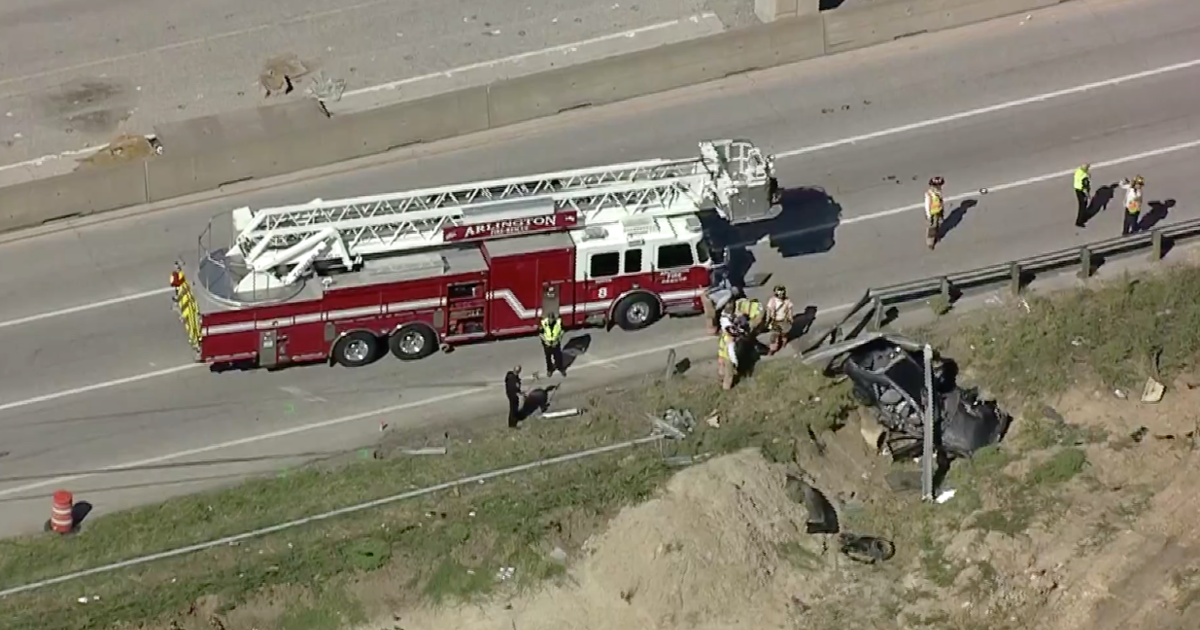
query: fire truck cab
[{"left": 172, "top": 139, "right": 781, "bottom": 370}]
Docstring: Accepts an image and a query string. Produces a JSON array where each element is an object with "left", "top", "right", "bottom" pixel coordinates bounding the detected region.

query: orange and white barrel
[{"left": 50, "top": 490, "right": 74, "bottom": 534}]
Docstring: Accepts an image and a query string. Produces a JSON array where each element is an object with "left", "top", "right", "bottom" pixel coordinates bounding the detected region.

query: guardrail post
[
  {"left": 940, "top": 277, "right": 951, "bottom": 302},
  {"left": 871, "top": 296, "right": 883, "bottom": 330},
  {"left": 1009, "top": 262, "right": 1022, "bottom": 297},
  {"left": 1078, "top": 246, "right": 1092, "bottom": 280},
  {"left": 1151, "top": 229, "right": 1164, "bottom": 261}
]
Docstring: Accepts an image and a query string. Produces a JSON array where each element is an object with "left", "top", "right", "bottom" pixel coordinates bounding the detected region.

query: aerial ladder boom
[{"left": 214, "top": 139, "right": 779, "bottom": 297}]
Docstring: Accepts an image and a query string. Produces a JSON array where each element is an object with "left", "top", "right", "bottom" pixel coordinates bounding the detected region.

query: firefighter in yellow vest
[
  {"left": 734, "top": 296, "right": 764, "bottom": 334},
  {"left": 925, "top": 176, "right": 945, "bottom": 250},
  {"left": 1119, "top": 175, "right": 1145, "bottom": 236},
  {"left": 716, "top": 316, "right": 745, "bottom": 390},
  {"left": 539, "top": 312, "right": 566, "bottom": 377},
  {"left": 1073, "top": 164, "right": 1091, "bottom": 228}
]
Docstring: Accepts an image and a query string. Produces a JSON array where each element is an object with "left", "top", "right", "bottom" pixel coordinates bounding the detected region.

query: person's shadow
[
  {"left": 1079, "top": 185, "right": 1116, "bottom": 226},
  {"left": 1139, "top": 199, "right": 1176, "bottom": 230},
  {"left": 938, "top": 199, "right": 976, "bottom": 241}
]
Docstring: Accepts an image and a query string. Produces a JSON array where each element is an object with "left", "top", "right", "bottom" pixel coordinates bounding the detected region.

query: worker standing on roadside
[
  {"left": 1119, "top": 175, "right": 1145, "bottom": 236},
  {"left": 719, "top": 301, "right": 737, "bottom": 336},
  {"left": 716, "top": 318, "right": 744, "bottom": 390},
  {"left": 539, "top": 312, "right": 566, "bottom": 377},
  {"left": 765, "top": 285, "right": 795, "bottom": 356},
  {"left": 504, "top": 365, "right": 524, "bottom": 429},
  {"left": 1073, "top": 164, "right": 1091, "bottom": 228},
  {"left": 925, "top": 177, "right": 945, "bottom": 250},
  {"left": 735, "top": 296, "right": 764, "bottom": 335}
]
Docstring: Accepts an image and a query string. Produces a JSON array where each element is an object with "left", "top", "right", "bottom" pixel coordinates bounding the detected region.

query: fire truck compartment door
[
  {"left": 541, "top": 283, "right": 561, "bottom": 317},
  {"left": 259, "top": 330, "right": 278, "bottom": 367}
]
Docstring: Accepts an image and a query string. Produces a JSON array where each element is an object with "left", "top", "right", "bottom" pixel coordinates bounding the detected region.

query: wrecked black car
[{"left": 805, "top": 333, "right": 1010, "bottom": 460}]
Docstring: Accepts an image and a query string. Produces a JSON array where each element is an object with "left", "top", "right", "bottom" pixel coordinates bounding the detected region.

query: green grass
[
  {"left": 0, "top": 360, "right": 854, "bottom": 630},
  {"left": 945, "top": 266, "right": 1200, "bottom": 400},
  {"left": 12, "top": 262, "right": 1200, "bottom": 630}
]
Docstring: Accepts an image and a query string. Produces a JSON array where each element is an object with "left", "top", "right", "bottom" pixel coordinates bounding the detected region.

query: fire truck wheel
[
  {"left": 389, "top": 324, "right": 437, "bottom": 361},
  {"left": 614, "top": 293, "right": 661, "bottom": 331},
  {"left": 333, "top": 331, "right": 379, "bottom": 368}
]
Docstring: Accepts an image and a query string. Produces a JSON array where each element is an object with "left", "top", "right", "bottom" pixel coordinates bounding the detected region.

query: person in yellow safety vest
[
  {"left": 539, "top": 313, "right": 566, "bottom": 377},
  {"left": 924, "top": 176, "right": 946, "bottom": 250},
  {"left": 1073, "top": 164, "right": 1091, "bottom": 228},
  {"left": 1119, "top": 175, "right": 1145, "bottom": 236},
  {"left": 735, "top": 296, "right": 764, "bottom": 334},
  {"left": 716, "top": 325, "right": 740, "bottom": 390},
  {"left": 765, "top": 285, "right": 795, "bottom": 355}
]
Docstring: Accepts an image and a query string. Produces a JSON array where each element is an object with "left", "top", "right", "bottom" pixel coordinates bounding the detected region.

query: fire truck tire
[
  {"left": 614, "top": 293, "right": 660, "bottom": 331},
  {"left": 389, "top": 324, "right": 437, "bottom": 361},
  {"left": 332, "top": 331, "right": 379, "bottom": 368}
]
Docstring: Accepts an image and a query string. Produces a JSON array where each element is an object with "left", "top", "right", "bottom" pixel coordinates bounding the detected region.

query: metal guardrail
[{"left": 805, "top": 217, "right": 1200, "bottom": 353}]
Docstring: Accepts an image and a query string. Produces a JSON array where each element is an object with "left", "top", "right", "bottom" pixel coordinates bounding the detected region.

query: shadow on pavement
[{"left": 703, "top": 187, "right": 843, "bottom": 287}]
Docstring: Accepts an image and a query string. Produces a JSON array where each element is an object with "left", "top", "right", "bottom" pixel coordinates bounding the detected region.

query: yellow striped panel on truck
[{"left": 171, "top": 268, "right": 202, "bottom": 351}]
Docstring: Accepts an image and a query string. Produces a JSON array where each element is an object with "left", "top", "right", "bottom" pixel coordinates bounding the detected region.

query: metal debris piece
[
  {"left": 650, "top": 408, "right": 695, "bottom": 440},
  {"left": 1140, "top": 377, "right": 1165, "bottom": 403},
  {"left": 306, "top": 71, "right": 347, "bottom": 102},
  {"left": 837, "top": 534, "right": 896, "bottom": 564},
  {"left": 399, "top": 447, "right": 447, "bottom": 456}
]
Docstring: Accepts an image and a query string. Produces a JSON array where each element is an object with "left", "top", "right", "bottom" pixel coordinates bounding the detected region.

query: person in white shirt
[{"left": 1119, "top": 175, "right": 1145, "bottom": 236}]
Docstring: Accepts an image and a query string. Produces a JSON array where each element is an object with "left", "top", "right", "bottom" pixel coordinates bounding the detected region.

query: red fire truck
[{"left": 171, "top": 139, "right": 781, "bottom": 370}]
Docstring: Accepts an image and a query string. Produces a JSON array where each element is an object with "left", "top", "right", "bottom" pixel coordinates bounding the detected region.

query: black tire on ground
[
  {"left": 332, "top": 331, "right": 379, "bottom": 368},
  {"left": 388, "top": 324, "right": 438, "bottom": 361},
  {"left": 613, "top": 293, "right": 661, "bottom": 331}
]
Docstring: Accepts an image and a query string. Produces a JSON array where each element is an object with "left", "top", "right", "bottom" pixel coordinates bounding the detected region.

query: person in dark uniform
[{"left": 504, "top": 365, "right": 524, "bottom": 429}]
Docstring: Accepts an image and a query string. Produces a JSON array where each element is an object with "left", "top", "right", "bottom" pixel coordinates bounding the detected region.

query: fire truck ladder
[{"left": 221, "top": 139, "right": 778, "bottom": 295}]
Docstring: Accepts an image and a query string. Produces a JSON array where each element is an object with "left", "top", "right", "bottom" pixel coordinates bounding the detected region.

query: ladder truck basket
[{"left": 191, "top": 139, "right": 780, "bottom": 308}]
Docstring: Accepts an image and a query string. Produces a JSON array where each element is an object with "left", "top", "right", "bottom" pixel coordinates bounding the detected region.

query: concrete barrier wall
[
  {"left": 824, "top": 0, "right": 1058, "bottom": 54},
  {"left": 487, "top": 15, "right": 826, "bottom": 127},
  {"left": 0, "top": 161, "right": 147, "bottom": 232},
  {"left": 2, "top": 0, "right": 1062, "bottom": 234}
]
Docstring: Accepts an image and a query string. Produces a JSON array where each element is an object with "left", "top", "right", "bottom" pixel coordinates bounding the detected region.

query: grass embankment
[
  {"left": 0, "top": 356, "right": 855, "bottom": 630},
  {"left": 6, "top": 265, "right": 1200, "bottom": 630}
]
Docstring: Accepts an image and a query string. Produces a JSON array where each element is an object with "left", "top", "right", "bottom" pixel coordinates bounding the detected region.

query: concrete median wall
[{"left": 0, "top": 0, "right": 1060, "bottom": 234}]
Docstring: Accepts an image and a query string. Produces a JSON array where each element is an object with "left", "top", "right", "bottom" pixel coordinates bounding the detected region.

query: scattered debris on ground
[
  {"left": 75, "top": 133, "right": 161, "bottom": 168},
  {"left": 10, "top": 265, "right": 1200, "bottom": 630}
]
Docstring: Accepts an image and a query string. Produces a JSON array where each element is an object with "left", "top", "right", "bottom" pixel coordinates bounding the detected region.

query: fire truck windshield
[{"left": 696, "top": 238, "right": 712, "bottom": 265}]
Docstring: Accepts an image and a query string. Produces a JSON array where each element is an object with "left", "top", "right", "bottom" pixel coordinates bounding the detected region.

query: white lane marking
[
  {"left": 343, "top": 15, "right": 719, "bottom": 97},
  {"left": 0, "top": 287, "right": 173, "bottom": 330},
  {"left": 4, "top": 136, "right": 1196, "bottom": 415},
  {"left": 773, "top": 57, "right": 1200, "bottom": 159},
  {"left": 0, "top": 364, "right": 201, "bottom": 414},
  {"left": 2, "top": 17, "right": 716, "bottom": 172},
  {"left": 753, "top": 137, "right": 1200, "bottom": 246},
  {"left": 0, "top": 305, "right": 865, "bottom": 499},
  {"left": 5, "top": 54, "right": 1198, "bottom": 329}
]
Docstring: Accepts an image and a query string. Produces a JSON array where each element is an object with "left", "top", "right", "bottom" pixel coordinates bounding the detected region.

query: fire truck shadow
[
  {"left": 721, "top": 186, "right": 842, "bottom": 258},
  {"left": 702, "top": 187, "right": 841, "bottom": 288}
]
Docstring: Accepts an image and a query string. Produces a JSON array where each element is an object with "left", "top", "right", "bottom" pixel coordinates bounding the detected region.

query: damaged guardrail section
[
  {"left": 0, "top": 0, "right": 1061, "bottom": 235},
  {"left": 808, "top": 217, "right": 1200, "bottom": 349}
]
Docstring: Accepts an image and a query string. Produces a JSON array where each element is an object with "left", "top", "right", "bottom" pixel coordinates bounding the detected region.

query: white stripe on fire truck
[
  {"left": 202, "top": 289, "right": 704, "bottom": 337},
  {"left": 202, "top": 297, "right": 447, "bottom": 336}
]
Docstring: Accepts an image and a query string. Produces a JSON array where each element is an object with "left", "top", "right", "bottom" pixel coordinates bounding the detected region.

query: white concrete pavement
[
  {"left": 0, "top": 0, "right": 1196, "bottom": 536},
  {"left": 0, "top": 0, "right": 751, "bottom": 171}
]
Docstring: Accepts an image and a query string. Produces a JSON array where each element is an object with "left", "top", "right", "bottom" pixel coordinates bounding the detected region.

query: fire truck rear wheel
[
  {"left": 333, "top": 331, "right": 379, "bottom": 368},
  {"left": 389, "top": 325, "right": 437, "bottom": 361},
  {"left": 614, "top": 294, "right": 660, "bottom": 331}
]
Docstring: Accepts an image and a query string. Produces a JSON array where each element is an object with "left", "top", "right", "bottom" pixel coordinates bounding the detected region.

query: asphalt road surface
[
  {"left": 1, "top": 0, "right": 1197, "bottom": 537},
  {"left": 0, "top": 0, "right": 752, "bottom": 168}
]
